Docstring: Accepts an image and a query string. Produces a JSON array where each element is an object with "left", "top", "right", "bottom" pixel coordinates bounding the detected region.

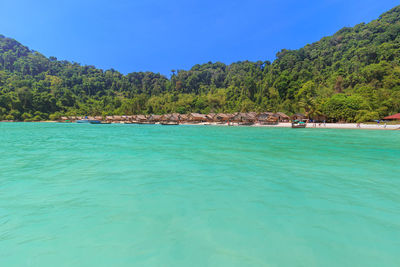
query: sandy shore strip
[{"left": 181, "top": 122, "right": 400, "bottom": 130}]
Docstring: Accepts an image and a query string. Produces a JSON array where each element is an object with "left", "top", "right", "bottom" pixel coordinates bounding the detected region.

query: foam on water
[{"left": 0, "top": 123, "right": 399, "bottom": 266}]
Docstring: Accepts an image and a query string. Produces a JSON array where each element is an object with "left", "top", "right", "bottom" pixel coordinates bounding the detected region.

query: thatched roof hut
[
  {"left": 232, "top": 112, "right": 256, "bottom": 123},
  {"left": 276, "top": 112, "right": 290, "bottom": 122},
  {"left": 148, "top": 114, "right": 162, "bottom": 122},
  {"left": 136, "top": 115, "right": 148, "bottom": 122},
  {"left": 60, "top": 116, "right": 68, "bottom": 121},
  {"left": 188, "top": 113, "right": 208, "bottom": 122},
  {"left": 179, "top": 114, "right": 189, "bottom": 122},
  {"left": 257, "top": 112, "right": 273, "bottom": 120},
  {"left": 169, "top": 113, "right": 180, "bottom": 122},
  {"left": 246, "top": 112, "right": 258, "bottom": 121},
  {"left": 257, "top": 112, "right": 278, "bottom": 124},
  {"left": 291, "top": 113, "right": 306, "bottom": 121},
  {"left": 214, "top": 113, "right": 231, "bottom": 122},
  {"left": 206, "top": 113, "right": 216, "bottom": 122},
  {"left": 126, "top": 115, "right": 136, "bottom": 121}
]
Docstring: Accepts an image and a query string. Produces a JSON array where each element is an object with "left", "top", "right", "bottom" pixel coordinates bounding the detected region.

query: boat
[
  {"left": 89, "top": 121, "right": 110, "bottom": 124},
  {"left": 76, "top": 119, "right": 105, "bottom": 124},
  {"left": 291, "top": 120, "right": 307, "bottom": 128},
  {"left": 76, "top": 119, "right": 90, "bottom": 123},
  {"left": 160, "top": 121, "right": 179, "bottom": 125}
]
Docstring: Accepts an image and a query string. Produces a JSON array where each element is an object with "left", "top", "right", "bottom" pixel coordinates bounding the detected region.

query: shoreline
[
  {"left": 1, "top": 121, "right": 399, "bottom": 130},
  {"left": 181, "top": 122, "right": 400, "bottom": 130}
]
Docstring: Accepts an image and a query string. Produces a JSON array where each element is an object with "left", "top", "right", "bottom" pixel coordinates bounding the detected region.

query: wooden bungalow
[
  {"left": 160, "top": 113, "right": 180, "bottom": 124},
  {"left": 136, "top": 115, "right": 148, "bottom": 123},
  {"left": 232, "top": 112, "right": 257, "bottom": 124},
  {"left": 148, "top": 114, "right": 162, "bottom": 123},
  {"left": 179, "top": 114, "right": 189, "bottom": 123},
  {"left": 126, "top": 115, "right": 136, "bottom": 122},
  {"left": 276, "top": 112, "right": 290, "bottom": 122},
  {"left": 170, "top": 113, "right": 180, "bottom": 122},
  {"left": 291, "top": 113, "right": 306, "bottom": 121},
  {"left": 214, "top": 113, "right": 231, "bottom": 123},
  {"left": 257, "top": 112, "right": 279, "bottom": 125},
  {"left": 231, "top": 112, "right": 244, "bottom": 123},
  {"left": 247, "top": 112, "right": 258, "bottom": 121},
  {"left": 206, "top": 113, "right": 216, "bottom": 122},
  {"left": 188, "top": 113, "right": 208, "bottom": 123}
]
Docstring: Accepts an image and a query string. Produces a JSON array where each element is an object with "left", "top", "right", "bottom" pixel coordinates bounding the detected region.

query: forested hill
[{"left": 1, "top": 5, "right": 400, "bottom": 122}]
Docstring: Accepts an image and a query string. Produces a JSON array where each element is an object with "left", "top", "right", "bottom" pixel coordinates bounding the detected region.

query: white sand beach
[{"left": 181, "top": 122, "right": 400, "bottom": 130}]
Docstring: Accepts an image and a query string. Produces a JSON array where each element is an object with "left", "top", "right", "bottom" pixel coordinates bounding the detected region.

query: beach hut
[
  {"left": 206, "top": 113, "right": 216, "bottom": 122},
  {"left": 246, "top": 112, "right": 258, "bottom": 123},
  {"left": 160, "top": 113, "right": 180, "bottom": 125},
  {"left": 231, "top": 112, "right": 244, "bottom": 123},
  {"left": 383, "top": 113, "right": 400, "bottom": 120},
  {"left": 257, "top": 112, "right": 279, "bottom": 125},
  {"left": 232, "top": 113, "right": 256, "bottom": 124},
  {"left": 291, "top": 113, "right": 306, "bottom": 121},
  {"left": 179, "top": 114, "right": 189, "bottom": 123},
  {"left": 136, "top": 115, "right": 148, "bottom": 123},
  {"left": 126, "top": 115, "right": 136, "bottom": 122},
  {"left": 276, "top": 112, "right": 290, "bottom": 122},
  {"left": 60, "top": 116, "right": 68, "bottom": 122},
  {"left": 94, "top": 116, "right": 103, "bottom": 121},
  {"left": 148, "top": 114, "right": 160, "bottom": 122},
  {"left": 148, "top": 114, "right": 162, "bottom": 123},
  {"left": 214, "top": 113, "right": 231, "bottom": 123},
  {"left": 170, "top": 113, "right": 180, "bottom": 122},
  {"left": 188, "top": 113, "right": 208, "bottom": 123}
]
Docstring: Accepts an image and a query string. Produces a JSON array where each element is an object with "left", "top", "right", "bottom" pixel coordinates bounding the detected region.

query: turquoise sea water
[{"left": 0, "top": 123, "right": 399, "bottom": 266}]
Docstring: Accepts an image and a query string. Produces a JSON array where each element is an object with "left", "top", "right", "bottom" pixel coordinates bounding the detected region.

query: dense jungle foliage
[{"left": 1, "top": 5, "right": 400, "bottom": 122}]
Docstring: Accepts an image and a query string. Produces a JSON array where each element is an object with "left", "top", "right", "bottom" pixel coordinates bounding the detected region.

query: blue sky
[{"left": 0, "top": 0, "right": 398, "bottom": 75}]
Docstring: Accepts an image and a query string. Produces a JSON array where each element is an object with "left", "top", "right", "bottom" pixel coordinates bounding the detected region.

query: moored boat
[
  {"left": 76, "top": 119, "right": 90, "bottom": 123},
  {"left": 89, "top": 121, "right": 110, "bottom": 124},
  {"left": 77, "top": 119, "right": 106, "bottom": 124},
  {"left": 160, "top": 121, "right": 179, "bottom": 125},
  {"left": 291, "top": 120, "right": 307, "bottom": 128}
]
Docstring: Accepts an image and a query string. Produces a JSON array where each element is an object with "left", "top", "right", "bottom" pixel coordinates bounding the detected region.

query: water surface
[{"left": 0, "top": 123, "right": 399, "bottom": 266}]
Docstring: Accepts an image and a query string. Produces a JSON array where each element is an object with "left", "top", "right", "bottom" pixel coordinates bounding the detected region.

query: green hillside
[{"left": 1, "top": 5, "right": 400, "bottom": 121}]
